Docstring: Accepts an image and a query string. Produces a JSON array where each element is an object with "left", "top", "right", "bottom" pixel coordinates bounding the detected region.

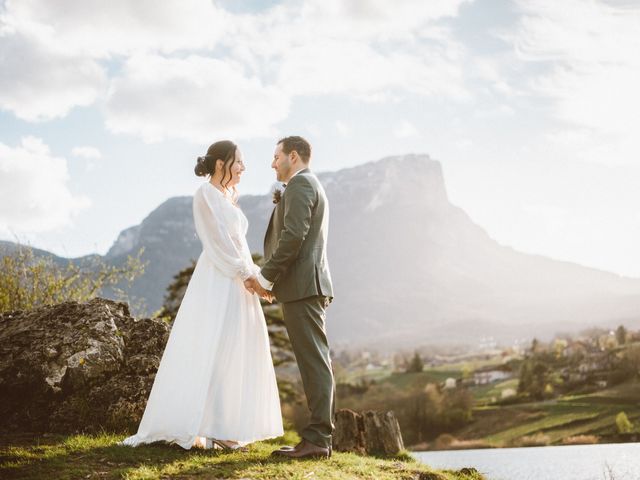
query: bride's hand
[{"left": 243, "top": 278, "right": 256, "bottom": 295}]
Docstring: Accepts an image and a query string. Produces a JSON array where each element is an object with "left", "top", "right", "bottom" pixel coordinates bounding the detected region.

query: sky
[{"left": 1, "top": 0, "right": 639, "bottom": 278}]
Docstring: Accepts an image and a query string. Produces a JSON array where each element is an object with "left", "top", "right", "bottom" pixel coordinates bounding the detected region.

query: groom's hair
[{"left": 278, "top": 136, "right": 311, "bottom": 164}]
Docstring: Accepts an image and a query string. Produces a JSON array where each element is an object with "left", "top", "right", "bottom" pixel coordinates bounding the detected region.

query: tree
[
  {"left": 626, "top": 344, "right": 640, "bottom": 376},
  {"left": 518, "top": 357, "right": 554, "bottom": 400},
  {"left": 517, "top": 359, "right": 533, "bottom": 394},
  {"left": 530, "top": 338, "right": 541, "bottom": 354},
  {"left": 406, "top": 352, "right": 424, "bottom": 373},
  {"left": 615, "top": 325, "right": 628, "bottom": 346},
  {"left": 0, "top": 243, "right": 146, "bottom": 313},
  {"left": 553, "top": 339, "right": 567, "bottom": 358}
]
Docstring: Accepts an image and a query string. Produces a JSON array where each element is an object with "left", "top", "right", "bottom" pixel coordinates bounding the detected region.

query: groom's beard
[{"left": 275, "top": 169, "right": 287, "bottom": 182}]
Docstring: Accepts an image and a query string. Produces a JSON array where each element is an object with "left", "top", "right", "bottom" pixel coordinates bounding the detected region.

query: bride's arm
[{"left": 193, "top": 188, "right": 256, "bottom": 280}]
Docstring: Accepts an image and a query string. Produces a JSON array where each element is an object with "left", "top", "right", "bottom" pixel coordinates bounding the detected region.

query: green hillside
[{"left": 457, "top": 380, "right": 640, "bottom": 447}]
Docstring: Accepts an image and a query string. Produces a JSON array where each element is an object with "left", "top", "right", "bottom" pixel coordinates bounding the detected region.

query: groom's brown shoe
[
  {"left": 271, "top": 439, "right": 301, "bottom": 455},
  {"left": 272, "top": 439, "right": 331, "bottom": 459}
]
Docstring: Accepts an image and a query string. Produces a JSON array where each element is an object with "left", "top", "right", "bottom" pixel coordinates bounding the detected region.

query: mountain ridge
[{"left": 3, "top": 154, "right": 639, "bottom": 349}]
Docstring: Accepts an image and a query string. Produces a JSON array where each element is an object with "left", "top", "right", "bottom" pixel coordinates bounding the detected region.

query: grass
[
  {"left": 483, "top": 410, "right": 601, "bottom": 445},
  {"left": 453, "top": 380, "right": 640, "bottom": 448},
  {"left": 0, "top": 431, "right": 487, "bottom": 480},
  {"left": 430, "top": 358, "right": 505, "bottom": 374},
  {"left": 471, "top": 379, "right": 519, "bottom": 405},
  {"left": 381, "top": 370, "right": 461, "bottom": 389}
]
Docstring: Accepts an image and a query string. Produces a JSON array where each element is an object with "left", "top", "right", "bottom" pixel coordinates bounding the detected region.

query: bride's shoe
[
  {"left": 193, "top": 436, "right": 213, "bottom": 449},
  {"left": 211, "top": 438, "right": 249, "bottom": 452}
]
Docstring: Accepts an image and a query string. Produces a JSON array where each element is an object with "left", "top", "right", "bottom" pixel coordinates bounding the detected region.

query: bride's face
[{"left": 225, "top": 149, "right": 245, "bottom": 187}]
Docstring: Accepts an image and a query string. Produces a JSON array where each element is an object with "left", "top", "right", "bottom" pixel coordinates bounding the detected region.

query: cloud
[
  {"left": 0, "top": 0, "right": 224, "bottom": 122},
  {"left": 1, "top": 0, "right": 225, "bottom": 57},
  {"left": 393, "top": 120, "right": 419, "bottom": 138},
  {"left": 71, "top": 146, "right": 102, "bottom": 159},
  {"left": 228, "top": 0, "right": 470, "bottom": 101},
  {"left": 0, "top": 137, "right": 91, "bottom": 233},
  {"left": 2, "top": 0, "right": 473, "bottom": 141},
  {"left": 0, "top": 31, "right": 106, "bottom": 121},
  {"left": 275, "top": 0, "right": 468, "bottom": 43},
  {"left": 335, "top": 121, "right": 350, "bottom": 136},
  {"left": 508, "top": 0, "right": 640, "bottom": 165},
  {"left": 105, "top": 55, "right": 290, "bottom": 143},
  {"left": 277, "top": 42, "right": 468, "bottom": 101}
]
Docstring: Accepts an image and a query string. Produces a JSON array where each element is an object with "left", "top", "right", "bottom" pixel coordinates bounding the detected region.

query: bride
[{"left": 121, "top": 140, "right": 284, "bottom": 451}]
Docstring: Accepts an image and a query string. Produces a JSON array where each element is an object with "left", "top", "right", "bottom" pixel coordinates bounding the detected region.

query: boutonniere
[{"left": 272, "top": 188, "right": 282, "bottom": 204}]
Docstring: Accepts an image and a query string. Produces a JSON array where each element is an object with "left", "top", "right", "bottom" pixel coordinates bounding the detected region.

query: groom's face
[{"left": 272, "top": 143, "right": 292, "bottom": 182}]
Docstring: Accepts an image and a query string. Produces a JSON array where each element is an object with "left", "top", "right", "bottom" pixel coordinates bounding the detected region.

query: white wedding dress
[{"left": 122, "top": 181, "right": 283, "bottom": 449}]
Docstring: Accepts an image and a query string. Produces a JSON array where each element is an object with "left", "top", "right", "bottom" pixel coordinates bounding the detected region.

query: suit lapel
[{"left": 263, "top": 170, "right": 309, "bottom": 256}]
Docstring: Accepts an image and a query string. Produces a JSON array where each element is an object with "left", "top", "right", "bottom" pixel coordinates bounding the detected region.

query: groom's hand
[
  {"left": 255, "top": 284, "right": 275, "bottom": 303},
  {"left": 244, "top": 277, "right": 275, "bottom": 303}
]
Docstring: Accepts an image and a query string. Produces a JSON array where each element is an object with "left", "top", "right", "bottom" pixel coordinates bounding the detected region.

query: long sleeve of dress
[{"left": 193, "top": 186, "right": 256, "bottom": 281}]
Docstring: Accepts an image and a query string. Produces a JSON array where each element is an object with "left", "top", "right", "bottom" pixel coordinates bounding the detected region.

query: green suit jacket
[{"left": 261, "top": 168, "right": 334, "bottom": 303}]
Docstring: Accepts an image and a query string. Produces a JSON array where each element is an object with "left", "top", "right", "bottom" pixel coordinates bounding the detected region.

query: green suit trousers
[{"left": 282, "top": 295, "right": 336, "bottom": 448}]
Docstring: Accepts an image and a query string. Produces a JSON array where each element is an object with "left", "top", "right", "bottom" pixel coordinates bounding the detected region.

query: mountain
[
  {"left": 104, "top": 195, "right": 201, "bottom": 313},
  {"left": 5, "top": 155, "right": 640, "bottom": 349},
  {"left": 303, "top": 155, "right": 640, "bottom": 349}
]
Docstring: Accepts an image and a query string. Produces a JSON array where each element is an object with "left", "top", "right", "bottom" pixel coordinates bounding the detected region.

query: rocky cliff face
[{"left": 0, "top": 298, "right": 169, "bottom": 433}]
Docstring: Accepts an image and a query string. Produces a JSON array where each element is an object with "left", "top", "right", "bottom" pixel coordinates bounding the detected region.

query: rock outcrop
[{"left": 0, "top": 297, "right": 169, "bottom": 433}]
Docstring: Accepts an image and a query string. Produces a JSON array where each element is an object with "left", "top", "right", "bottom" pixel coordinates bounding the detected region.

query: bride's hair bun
[
  {"left": 194, "top": 156, "right": 210, "bottom": 177},
  {"left": 194, "top": 140, "right": 237, "bottom": 179}
]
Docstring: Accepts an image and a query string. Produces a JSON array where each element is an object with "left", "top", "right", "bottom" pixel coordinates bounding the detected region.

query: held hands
[{"left": 243, "top": 276, "right": 275, "bottom": 303}]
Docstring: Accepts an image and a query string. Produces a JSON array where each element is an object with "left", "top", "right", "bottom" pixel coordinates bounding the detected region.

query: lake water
[{"left": 414, "top": 443, "right": 640, "bottom": 480}]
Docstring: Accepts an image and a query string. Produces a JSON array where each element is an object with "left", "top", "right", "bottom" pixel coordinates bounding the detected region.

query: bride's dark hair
[{"left": 194, "top": 140, "right": 238, "bottom": 190}]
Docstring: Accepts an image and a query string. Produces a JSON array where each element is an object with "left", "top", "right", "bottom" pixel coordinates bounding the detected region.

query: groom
[{"left": 244, "top": 136, "right": 335, "bottom": 459}]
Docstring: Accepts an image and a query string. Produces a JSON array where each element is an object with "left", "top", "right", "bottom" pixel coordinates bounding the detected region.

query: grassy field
[
  {"left": 470, "top": 379, "right": 519, "bottom": 405},
  {"left": 456, "top": 380, "right": 640, "bottom": 447},
  {"left": 0, "top": 430, "right": 487, "bottom": 480},
  {"left": 380, "top": 370, "right": 461, "bottom": 389},
  {"left": 358, "top": 367, "right": 640, "bottom": 449}
]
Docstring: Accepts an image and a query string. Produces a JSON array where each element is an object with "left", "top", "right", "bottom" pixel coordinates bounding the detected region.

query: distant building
[{"left": 444, "top": 377, "right": 457, "bottom": 389}]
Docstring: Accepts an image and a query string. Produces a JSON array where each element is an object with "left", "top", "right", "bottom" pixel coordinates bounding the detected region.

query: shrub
[
  {"left": 0, "top": 243, "right": 146, "bottom": 313},
  {"left": 616, "top": 411, "right": 634, "bottom": 434}
]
